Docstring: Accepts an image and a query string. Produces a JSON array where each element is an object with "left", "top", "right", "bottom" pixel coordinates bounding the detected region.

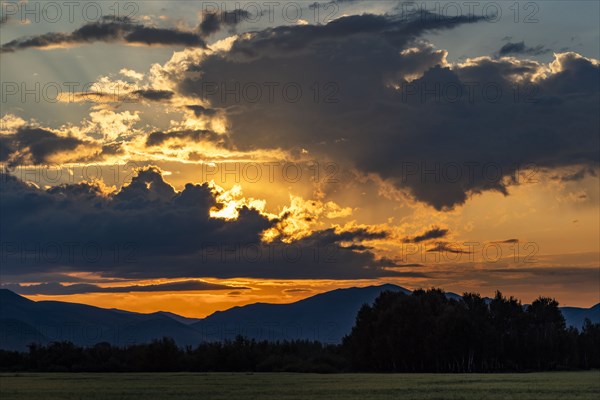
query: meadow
[{"left": 1, "top": 371, "right": 599, "bottom": 400}]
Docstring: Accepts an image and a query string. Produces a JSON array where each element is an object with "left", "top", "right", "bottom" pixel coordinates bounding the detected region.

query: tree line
[
  {"left": 344, "top": 289, "right": 600, "bottom": 372},
  {"left": 1, "top": 289, "right": 598, "bottom": 372}
]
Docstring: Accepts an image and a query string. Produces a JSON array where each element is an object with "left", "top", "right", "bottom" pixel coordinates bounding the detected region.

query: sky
[{"left": 0, "top": 0, "right": 598, "bottom": 317}]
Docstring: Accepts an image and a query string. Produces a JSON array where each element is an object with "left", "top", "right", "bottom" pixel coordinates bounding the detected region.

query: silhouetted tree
[{"left": 343, "top": 288, "right": 600, "bottom": 372}]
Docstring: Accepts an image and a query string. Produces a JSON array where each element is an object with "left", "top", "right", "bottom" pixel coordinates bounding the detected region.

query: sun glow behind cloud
[{"left": 0, "top": 1, "right": 598, "bottom": 316}]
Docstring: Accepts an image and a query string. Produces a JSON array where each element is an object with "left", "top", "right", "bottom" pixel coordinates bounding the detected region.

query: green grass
[{"left": 1, "top": 371, "right": 599, "bottom": 400}]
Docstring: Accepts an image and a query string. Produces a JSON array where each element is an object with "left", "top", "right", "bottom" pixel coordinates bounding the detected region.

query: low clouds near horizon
[
  {"left": 1, "top": 280, "right": 249, "bottom": 295},
  {"left": 0, "top": 167, "right": 403, "bottom": 281}
]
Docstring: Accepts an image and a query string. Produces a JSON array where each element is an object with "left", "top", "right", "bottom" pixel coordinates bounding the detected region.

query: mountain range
[{"left": 1, "top": 285, "right": 598, "bottom": 351}]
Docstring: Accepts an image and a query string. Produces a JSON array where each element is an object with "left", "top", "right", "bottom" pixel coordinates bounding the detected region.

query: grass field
[{"left": 1, "top": 371, "right": 599, "bottom": 399}]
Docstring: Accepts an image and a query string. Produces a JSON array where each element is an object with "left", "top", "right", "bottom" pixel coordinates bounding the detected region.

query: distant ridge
[
  {"left": 1, "top": 286, "right": 598, "bottom": 350},
  {"left": 192, "top": 284, "right": 411, "bottom": 343},
  {"left": 0, "top": 289, "right": 204, "bottom": 350},
  {"left": 560, "top": 304, "right": 600, "bottom": 330}
]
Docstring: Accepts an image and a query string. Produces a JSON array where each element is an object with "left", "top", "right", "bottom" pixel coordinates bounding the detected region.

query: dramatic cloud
[
  {"left": 221, "top": 12, "right": 485, "bottom": 58},
  {"left": 5, "top": 13, "right": 597, "bottom": 211},
  {"left": 185, "top": 105, "right": 218, "bottom": 117},
  {"left": 145, "top": 129, "right": 225, "bottom": 147},
  {"left": 1, "top": 280, "right": 248, "bottom": 295},
  {"left": 1, "top": 10, "right": 254, "bottom": 53},
  {"left": 1, "top": 16, "right": 206, "bottom": 53},
  {"left": 427, "top": 243, "right": 473, "bottom": 254},
  {"left": 0, "top": 168, "right": 399, "bottom": 281},
  {"left": 403, "top": 227, "right": 449, "bottom": 243},
  {"left": 1, "top": 4, "right": 597, "bottom": 308},
  {"left": 497, "top": 41, "right": 550, "bottom": 56},
  {"left": 0, "top": 126, "right": 106, "bottom": 167},
  {"left": 162, "top": 13, "right": 599, "bottom": 210},
  {"left": 199, "top": 10, "right": 252, "bottom": 37},
  {"left": 132, "top": 89, "right": 175, "bottom": 101}
]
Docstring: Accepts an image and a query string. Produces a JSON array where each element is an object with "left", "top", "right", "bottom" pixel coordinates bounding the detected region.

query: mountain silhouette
[
  {"left": 192, "top": 284, "right": 410, "bottom": 343},
  {"left": 1, "top": 286, "right": 598, "bottom": 350},
  {"left": 0, "top": 289, "right": 203, "bottom": 350}
]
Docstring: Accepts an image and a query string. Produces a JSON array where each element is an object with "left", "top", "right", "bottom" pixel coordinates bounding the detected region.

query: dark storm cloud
[
  {"left": 0, "top": 127, "right": 102, "bottom": 167},
  {"left": 427, "top": 243, "right": 473, "bottom": 254},
  {"left": 0, "top": 273, "right": 98, "bottom": 284},
  {"left": 200, "top": 10, "right": 252, "bottom": 37},
  {"left": 226, "top": 12, "right": 486, "bottom": 58},
  {"left": 124, "top": 25, "right": 203, "bottom": 46},
  {"left": 497, "top": 41, "right": 549, "bottom": 56},
  {"left": 1, "top": 280, "right": 247, "bottom": 295},
  {"left": 1, "top": 16, "right": 206, "bottom": 53},
  {"left": 186, "top": 105, "right": 218, "bottom": 117},
  {"left": 145, "top": 129, "right": 226, "bottom": 147},
  {"left": 403, "top": 227, "right": 449, "bottom": 243},
  {"left": 132, "top": 89, "right": 175, "bottom": 101},
  {"left": 100, "top": 143, "right": 124, "bottom": 156},
  {"left": 1, "top": 9, "right": 253, "bottom": 53},
  {"left": 173, "top": 13, "right": 599, "bottom": 210},
  {"left": 0, "top": 168, "right": 400, "bottom": 281},
  {"left": 59, "top": 89, "right": 175, "bottom": 104}
]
